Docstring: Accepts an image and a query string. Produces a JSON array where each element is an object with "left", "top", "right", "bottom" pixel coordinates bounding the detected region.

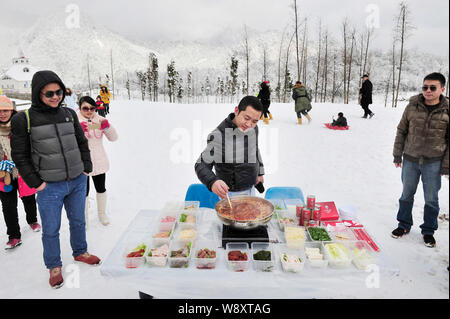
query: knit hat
[{"left": 0, "top": 96, "right": 15, "bottom": 111}]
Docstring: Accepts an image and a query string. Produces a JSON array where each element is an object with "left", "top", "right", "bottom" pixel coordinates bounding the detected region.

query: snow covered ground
[{"left": 1, "top": 98, "right": 448, "bottom": 299}]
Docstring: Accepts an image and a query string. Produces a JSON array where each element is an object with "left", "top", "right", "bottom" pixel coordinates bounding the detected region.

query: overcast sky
[{"left": 1, "top": 0, "right": 449, "bottom": 55}]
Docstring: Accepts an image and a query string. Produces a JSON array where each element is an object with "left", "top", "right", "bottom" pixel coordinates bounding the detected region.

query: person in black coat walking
[
  {"left": 359, "top": 74, "right": 374, "bottom": 118},
  {"left": 257, "top": 81, "right": 272, "bottom": 124}
]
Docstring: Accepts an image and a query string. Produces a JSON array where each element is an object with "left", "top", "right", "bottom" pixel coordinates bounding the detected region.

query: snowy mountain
[
  {"left": 1, "top": 10, "right": 448, "bottom": 99},
  {"left": 1, "top": 11, "right": 161, "bottom": 88}
]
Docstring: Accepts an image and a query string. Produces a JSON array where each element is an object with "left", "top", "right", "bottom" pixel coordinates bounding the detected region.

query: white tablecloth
[{"left": 100, "top": 209, "right": 400, "bottom": 299}]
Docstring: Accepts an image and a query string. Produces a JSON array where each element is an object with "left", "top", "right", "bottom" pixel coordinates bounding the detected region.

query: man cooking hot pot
[{"left": 195, "top": 96, "right": 265, "bottom": 199}]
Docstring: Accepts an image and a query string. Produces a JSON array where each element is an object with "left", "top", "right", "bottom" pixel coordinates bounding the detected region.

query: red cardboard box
[{"left": 317, "top": 202, "right": 340, "bottom": 221}]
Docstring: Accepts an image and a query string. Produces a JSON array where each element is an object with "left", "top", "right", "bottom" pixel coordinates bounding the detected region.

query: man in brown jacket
[{"left": 391, "top": 72, "right": 449, "bottom": 248}]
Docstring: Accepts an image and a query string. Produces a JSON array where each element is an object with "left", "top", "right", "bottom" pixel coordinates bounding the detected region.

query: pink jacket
[
  {"left": 0, "top": 155, "right": 36, "bottom": 197},
  {"left": 0, "top": 174, "right": 36, "bottom": 198},
  {"left": 76, "top": 112, "right": 118, "bottom": 176}
]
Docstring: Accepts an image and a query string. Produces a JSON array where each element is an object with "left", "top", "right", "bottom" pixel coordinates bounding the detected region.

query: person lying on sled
[{"left": 331, "top": 112, "right": 348, "bottom": 127}]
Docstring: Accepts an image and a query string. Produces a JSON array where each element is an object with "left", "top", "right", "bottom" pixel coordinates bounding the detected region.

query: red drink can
[
  {"left": 296, "top": 204, "right": 304, "bottom": 218},
  {"left": 313, "top": 204, "right": 321, "bottom": 221},
  {"left": 306, "top": 195, "right": 316, "bottom": 209},
  {"left": 302, "top": 208, "right": 311, "bottom": 227}
]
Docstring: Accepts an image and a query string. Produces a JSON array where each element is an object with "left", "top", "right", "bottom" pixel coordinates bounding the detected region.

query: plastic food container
[
  {"left": 284, "top": 198, "right": 304, "bottom": 217},
  {"left": 251, "top": 242, "right": 275, "bottom": 272},
  {"left": 348, "top": 241, "right": 378, "bottom": 270},
  {"left": 193, "top": 240, "right": 217, "bottom": 270},
  {"left": 304, "top": 242, "right": 328, "bottom": 269},
  {"left": 277, "top": 244, "right": 305, "bottom": 273},
  {"left": 178, "top": 210, "right": 198, "bottom": 230},
  {"left": 183, "top": 201, "right": 200, "bottom": 212},
  {"left": 159, "top": 211, "right": 179, "bottom": 232},
  {"left": 226, "top": 242, "right": 250, "bottom": 272},
  {"left": 162, "top": 201, "right": 184, "bottom": 213},
  {"left": 168, "top": 240, "right": 193, "bottom": 268},
  {"left": 284, "top": 226, "right": 306, "bottom": 249},
  {"left": 174, "top": 227, "right": 197, "bottom": 242},
  {"left": 145, "top": 241, "right": 169, "bottom": 267},
  {"left": 152, "top": 223, "right": 174, "bottom": 246},
  {"left": 323, "top": 242, "right": 352, "bottom": 269},
  {"left": 331, "top": 227, "right": 358, "bottom": 242},
  {"left": 123, "top": 242, "right": 147, "bottom": 269},
  {"left": 268, "top": 199, "right": 286, "bottom": 212},
  {"left": 307, "top": 226, "right": 333, "bottom": 242},
  {"left": 277, "top": 210, "right": 297, "bottom": 231}
]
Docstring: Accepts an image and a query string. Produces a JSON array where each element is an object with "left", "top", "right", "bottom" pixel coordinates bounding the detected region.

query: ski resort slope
[{"left": 0, "top": 98, "right": 448, "bottom": 299}]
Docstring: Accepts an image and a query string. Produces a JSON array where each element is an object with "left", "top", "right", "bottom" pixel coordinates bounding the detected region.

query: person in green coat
[{"left": 292, "top": 81, "right": 312, "bottom": 125}]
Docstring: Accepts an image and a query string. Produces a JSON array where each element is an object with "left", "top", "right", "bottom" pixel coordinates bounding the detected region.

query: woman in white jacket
[{"left": 77, "top": 96, "right": 118, "bottom": 226}]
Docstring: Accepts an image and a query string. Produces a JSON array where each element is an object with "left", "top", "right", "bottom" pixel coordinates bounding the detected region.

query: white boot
[
  {"left": 97, "top": 192, "right": 110, "bottom": 226},
  {"left": 85, "top": 196, "right": 89, "bottom": 230}
]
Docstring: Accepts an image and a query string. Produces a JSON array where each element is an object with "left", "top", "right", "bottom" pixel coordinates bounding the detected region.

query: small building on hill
[{"left": 0, "top": 52, "right": 39, "bottom": 94}]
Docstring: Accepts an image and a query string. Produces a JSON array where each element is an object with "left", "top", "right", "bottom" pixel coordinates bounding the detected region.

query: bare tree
[
  {"left": 342, "top": 18, "right": 348, "bottom": 103},
  {"left": 110, "top": 49, "right": 115, "bottom": 99},
  {"left": 320, "top": 29, "right": 329, "bottom": 102},
  {"left": 299, "top": 18, "right": 308, "bottom": 82},
  {"left": 243, "top": 25, "right": 250, "bottom": 95},
  {"left": 345, "top": 29, "right": 356, "bottom": 104},
  {"left": 331, "top": 50, "right": 338, "bottom": 103},
  {"left": 314, "top": 20, "right": 322, "bottom": 102},
  {"left": 393, "top": 1, "right": 412, "bottom": 108},
  {"left": 277, "top": 25, "right": 288, "bottom": 102},
  {"left": 293, "top": 0, "right": 301, "bottom": 80},
  {"left": 283, "top": 31, "right": 296, "bottom": 103},
  {"left": 391, "top": 41, "right": 396, "bottom": 108},
  {"left": 261, "top": 43, "right": 268, "bottom": 81}
]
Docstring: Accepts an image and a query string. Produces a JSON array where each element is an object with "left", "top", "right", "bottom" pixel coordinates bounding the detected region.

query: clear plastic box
[
  {"left": 123, "top": 242, "right": 147, "bottom": 269},
  {"left": 174, "top": 227, "right": 197, "bottom": 242},
  {"left": 251, "top": 242, "right": 275, "bottom": 272},
  {"left": 151, "top": 223, "right": 174, "bottom": 246},
  {"left": 193, "top": 240, "right": 218, "bottom": 270},
  {"left": 277, "top": 244, "right": 305, "bottom": 273},
  {"left": 226, "top": 242, "right": 250, "bottom": 272},
  {"left": 306, "top": 226, "right": 333, "bottom": 242},
  {"left": 347, "top": 240, "right": 379, "bottom": 270},
  {"left": 178, "top": 210, "right": 199, "bottom": 230},
  {"left": 162, "top": 201, "right": 184, "bottom": 213},
  {"left": 304, "top": 242, "right": 328, "bottom": 269},
  {"left": 331, "top": 227, "right": 358, "bottom": 242},
  {"left": 145, "top": 240, "right": 169, "bottom": 267},
  {"left": 322, "top": 242, "right": 352, "bottom": 269},
  {"left": 183, "top": 201, "right": 200, "bottom": 212},
  {"left": 268, "top": 199, "right": 287, "bottom": 212},
  {"left": 159, "top": 210, "right": 179, "bottom": 232},
  {"left": 284, "top": 198, "right": 304, "bottom": 217},
  {"left": 277, "top": 210, "right": 297, "bottom": 231},
  {"left": 168, "top": 240, "right": 193, "bottom": 268},
  {"left": 284, "top": 226, "right": 306, "bottom": 249}
]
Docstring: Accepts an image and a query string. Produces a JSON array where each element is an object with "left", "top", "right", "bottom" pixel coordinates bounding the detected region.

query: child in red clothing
[{"left": 96, "top": 96, "right": 106, "bottom": 117}]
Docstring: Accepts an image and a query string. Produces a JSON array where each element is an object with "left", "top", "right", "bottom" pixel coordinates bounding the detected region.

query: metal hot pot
[{"left": 214, "top": 195, "right": 274, "bottom": 230}]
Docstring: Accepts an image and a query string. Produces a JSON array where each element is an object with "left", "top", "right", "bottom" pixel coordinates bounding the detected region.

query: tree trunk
[
  {"left": 294, "top": 0, "right": 301, "bottom": 81},
  {"left": 314, "top": 21, "right": 322, "bottom": 102},
  {"left": 346, "top": 31, "right": 355, "bottom": 104},
  {"left": 342, "top": 19, "right": 348, "bottom": 104}
]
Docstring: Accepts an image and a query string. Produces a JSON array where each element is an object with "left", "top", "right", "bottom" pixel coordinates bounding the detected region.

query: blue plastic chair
[
  {"left": 264, "top": 186, "right": 305, "bottom": 204},
  {"left": 185, "top": 184, "right": 220, "bottom": 209}
]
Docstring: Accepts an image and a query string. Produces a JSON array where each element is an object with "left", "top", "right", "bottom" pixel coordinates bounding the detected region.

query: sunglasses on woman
[
  {"left": 422, "top": 85, "right": 437, "bottom": 92},
  {"left": 81, "top": 106, "right": 97, "bottom": 112},
  {"left": 41, "top": 89, "right": 64, "bottom": 98}
]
